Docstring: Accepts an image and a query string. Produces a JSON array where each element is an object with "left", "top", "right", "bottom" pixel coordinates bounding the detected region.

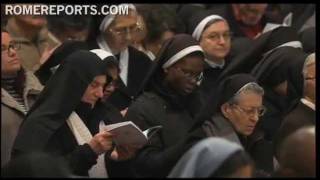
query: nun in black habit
[
  {"left": 86, "top": 4, "right": 153, "bottom": 111},
  {"left": 11, "top": 49, "right": 135, "bottom": 177},
  {"left": 217, "top": 26, "right": 303, "bottom": 83},
  {"left": 34, "top": 4, "right": 152, "bottom": 111},
  {"left": 186, "top": 11, "right": 233, "bottom": 102},
  {"left": 191, "top": 73, "right": 273, "bottom": 176},
  {"left": 250, "top": 46, "right": 308, "bottom": 142},
  {"left": 124, "top": 34, "right": 205, "bottom": 177}
]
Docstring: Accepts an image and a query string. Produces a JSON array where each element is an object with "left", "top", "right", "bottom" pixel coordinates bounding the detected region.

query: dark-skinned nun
[{"left": 124, "top": 34, "right": 205, "bottom": 177}]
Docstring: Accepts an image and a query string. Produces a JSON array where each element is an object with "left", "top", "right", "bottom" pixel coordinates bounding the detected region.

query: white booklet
[{"left": 103, "top": 121, "right": 162, "bottom": 147}]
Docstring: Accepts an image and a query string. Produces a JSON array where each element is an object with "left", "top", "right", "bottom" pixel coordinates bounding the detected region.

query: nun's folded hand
[
  {"left": 88, "top": 131, "right": 114, "bottom": 155},
  {"left": 109, "top": 144, "right": 141, "bottom": 161}
]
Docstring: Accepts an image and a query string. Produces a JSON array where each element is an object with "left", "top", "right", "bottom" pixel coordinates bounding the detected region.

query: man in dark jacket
[{"left": 274, "top": 53, "right": 315, "bottom": 159}]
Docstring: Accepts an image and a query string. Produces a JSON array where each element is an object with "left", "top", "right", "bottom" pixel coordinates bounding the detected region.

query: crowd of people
[{"left": 1, "top": 3, "right": 316, "bottom": 178}]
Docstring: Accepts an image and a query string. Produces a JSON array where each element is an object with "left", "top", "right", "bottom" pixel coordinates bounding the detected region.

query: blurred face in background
[
  {"left": 232, "top": 4, "right": 268, "bottom": 26},
  {"left": 104, "top": 9, "right": 139, "bottom": 54},
  {"left": 1, "top": 32, "right": 21, "bottom": 76}
]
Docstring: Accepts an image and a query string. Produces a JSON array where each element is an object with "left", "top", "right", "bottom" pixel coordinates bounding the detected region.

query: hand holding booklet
[{"left": 103, "top": 121, "right": 162, "bottom": 147}]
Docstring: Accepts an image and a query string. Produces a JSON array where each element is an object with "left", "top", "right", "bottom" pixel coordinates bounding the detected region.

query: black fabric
[
  {"left": 251, "top": 46, "right": 307, "bottom": 88},
  {"left": 186, "top": 10, "right": 216, "bottom": 35},
  {"left": 255, "top": 88, "right": 288, "bottom": 141},
  {"left": 274, "top": 100, "right": 315, "bottom": 159},
  {"left": 299, "top": 27, "right": 315, "bottom": 53},
  {"left": 177, "top": 4, "right": 207, "bottom": 33},
  {"left": 196, "top": 73, "right": 257, "bottom": 129},
  {"left": 34, "top": 40, "right": 89, "bottom": 85},
  {"left": 217, "top": 26, "right": 301, "bottom": 82},
  {"left": 124, "top": 34, "right": 205, "bottom": 177},
  {"left": 11, "top": 50, "right": 115, "bottom": 176},
  {"left": 86, "top": 14, "right": 153, "bottom": 110}
]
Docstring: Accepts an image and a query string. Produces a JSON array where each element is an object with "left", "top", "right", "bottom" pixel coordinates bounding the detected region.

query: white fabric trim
[
  {"left": 192, "top": 15, "right": 225, "bottom": 41},
  {"left": 301, "top": 98, "right": 315, "bottom": 111},
  {"left": 99, "top": 4, "right": 136, "bottom": 32},
  {"left": 97, "top": 35, "right": 129, "bottom": 86},
  {"left": 90, "top": 49, "right": 115, "bottom": 60},
  {"left": 204, "top": 58, "right": 225, "bottom": 69},
  {"left": 66, "top": 112, "right": 108, "bottom": 177},
  {"left": 162, "top": 45, "right": 204, "bottom": 69},
  {"left": 263, "top": 41, "right": 303, "bottom": 57}
]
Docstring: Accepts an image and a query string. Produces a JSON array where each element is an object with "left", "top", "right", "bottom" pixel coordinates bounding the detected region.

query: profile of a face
[
  {"left": 81, "top": 75, "right": 106, "bottom": 108},
  {"left": 1, "top": 32, "right": 21, "bottom": 76}
]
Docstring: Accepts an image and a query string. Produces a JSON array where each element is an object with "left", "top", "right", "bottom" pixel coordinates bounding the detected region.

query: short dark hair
[{"left": 210, "top": 150, "right": 254, "bottom": 177}]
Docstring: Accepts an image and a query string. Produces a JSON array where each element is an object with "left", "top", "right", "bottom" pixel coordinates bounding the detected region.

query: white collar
[
  {"left": 204, "top": 58, "right": 225, "bottom": 69},
  {"left": 301, "top": 98, "right": 315, "bottom": 111}
]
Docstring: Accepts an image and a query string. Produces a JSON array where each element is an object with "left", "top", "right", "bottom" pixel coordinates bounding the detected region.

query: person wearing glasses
[
  {"left": 274, "top": 53, "right": 315, "bottom": 160},
  {"left": 1, "top": 28, "right": 43, "bottom": 167},
  {"left": 124, "top": 34, "right": 205, "bottom": 177},
  {"left": 195, "top": 73, "right": 273, "bottom": 177},
  {"left": 186, "top": 11, "right": 232, "bottom": 104},
  {"left": 86, "top": 4, "right": 153, "bottom": 112}
]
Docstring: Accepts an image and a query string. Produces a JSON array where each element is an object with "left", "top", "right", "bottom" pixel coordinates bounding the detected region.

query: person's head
[
  {"left": 189, "top": 12, "right": 231, "bottom": 63},
  {"left": 12, "top": 4, "right": 47, "bottom": 29},
  {"left": 232, "top": 4, "right": 268, "bottom": 26},
  {"left": 147, "top": 34, "right": 205, "bottom": 96},
  {"left": 1, "top": 29, "right": 21, "bottom": 76},
  {"left": 80, "top": 49, "right": 119, "bottom": 108},
  {"left": 168, "top": 137, "right": 253, "bottom": 178},
  {"left": 136, "top": 4, "right": 183, "bottom": 56},
  {"left": 277, "top": 126, "right": 315, "bottom": 177},
  {"left": 218, "top": 74, "right": 265, "bottom": 136},
  {"left": 47, "top": 15, "right": 91, "bottom": 42},
  {"left": 100, "top": 4, "right": 139, "bottom": 54},
  {"left": 102, "top": 63, "right": 120, "bottom": 101},
  {"left": 302, "top": 53, "right": 315, "bottom": 103}
]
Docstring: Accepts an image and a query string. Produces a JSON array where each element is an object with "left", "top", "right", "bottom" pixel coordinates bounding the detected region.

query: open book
[{"left": 103, "top": 121, "right": 162, "bottom": 147}]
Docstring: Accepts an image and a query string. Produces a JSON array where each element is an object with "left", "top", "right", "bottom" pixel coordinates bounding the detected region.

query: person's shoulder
[{"left": 128, "top": 46, "right": 153, "bottom": 62}]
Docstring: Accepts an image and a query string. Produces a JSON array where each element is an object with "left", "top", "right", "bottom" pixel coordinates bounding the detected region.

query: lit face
[
  {"left": 165, "top": 54, "right": 204, "bottom": 95},
  {"left": 103, "top": 65, "right": 120, "bottom": 100},
  {"left": 304, "top": 64, "right": 316, "bottom": 102},
  {"left": 200, "top": 21, "right": 231, "bottom": 62},
  {"left": 81, "top": 75, "right": 106, "bottom": 108},
  {"left": 104, "top": 10, "right": 138, "bottom": 53},
  {"left": 223, "top": 91, "right": 264, "bottom": 136},
  {"left": 233, "top": 4, "right": 268, "bottom": 26},
  {"left": 228, "top": 165, "right": 253, "bottom": 178},
  {"left": 1, "top": 32, "right": 21, "bottom": 76}
]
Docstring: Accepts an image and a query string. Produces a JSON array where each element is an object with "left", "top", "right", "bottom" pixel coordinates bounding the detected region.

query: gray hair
[
  {"left": 302, "top": 53, "right": 315, "bottom": 78},
  {"left": 228, "top": 82, "right": 264, "bottom": 104}
]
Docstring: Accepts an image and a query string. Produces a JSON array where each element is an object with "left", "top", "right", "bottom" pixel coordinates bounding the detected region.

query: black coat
[
  {"left": 274, "top": 100, "right": 315, "bottom": 159},
  {"left": 124, "top": 92, "right": 199, "bottom": 177}
]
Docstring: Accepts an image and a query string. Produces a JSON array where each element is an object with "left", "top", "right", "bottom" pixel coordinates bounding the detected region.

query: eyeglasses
[
  {"left": 305, "top": 77, "right": 315, "bottom": 81},
  {"left": 232, "top": 104, "right": 266, "bottom": 117},
  {"left": 1, "top": 42, "right": 20, "bottom": 53},
  {"left": 108, "top": 23, "right": 140, "bottom": 37},
  {"left": 175, "top": 67, "right": 203, "bottom": 83},
  {"left": 204, "top": 32, "right": 233, "bottom": 42}
]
